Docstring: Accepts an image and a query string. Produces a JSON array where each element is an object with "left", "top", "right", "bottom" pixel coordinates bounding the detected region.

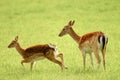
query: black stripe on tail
[
  {"left": 102, "top": 36, "right": 105, "bottom": 49},
  {"left": 98, "top": 35, "right": 107, "bottom": 50}
]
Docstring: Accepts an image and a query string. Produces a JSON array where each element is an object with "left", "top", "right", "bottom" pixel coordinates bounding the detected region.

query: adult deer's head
[{"left": 59, "top": 20, "right": 75, "bottom": 37}]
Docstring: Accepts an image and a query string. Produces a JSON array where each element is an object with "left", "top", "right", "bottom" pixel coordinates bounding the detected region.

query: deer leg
[
  {"left": 21, "top": 60, "right": 25, "bottom": 67},
  {"left": 93, "top": 48, "right": 101, "bottom": 69},
  {"left": 46, "top": 56, "right": 63, "bottom": 70},
  {"left": 79, "top": 48, "right": 86, "bottom": 70},
  {"left": 101, "top": 47, "right": 106, "bottom": 70},
  {"left": 21, "top": 58, "right": 33, "bottom": 70},
  {"left": 30, "top": 62, "right": 34, "bottom": 71},
  {"left": 82, "top": 52, "right": 86, "bottom": 70},
  {"left": 21, "top": 59, "right": 31, "bottom": 65},
  {"left": 56, "top": 53, "right": 63, "bottom": 62},
  {"left": 89, "top": 53, "right": 94, "bottom": 69},
  {"left": 56, "top": 53, "right": 67, "bottom": 69}
]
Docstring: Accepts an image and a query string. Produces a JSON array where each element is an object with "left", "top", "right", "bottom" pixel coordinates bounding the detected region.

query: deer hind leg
[
  {"left": 93, "top": 48, "right": 101, "bottom": 69},
  {"left": 56, "top": 53, "right": 63, "bottom": 63},
  {"left": 101, "top": 46, "right": 106, "bottom": 70},
  {"left": 45, "top": 51, "right": 63, "bottom": 70},
  {"left": 47, "top": 56, "right": 63, "bottom": 70},
  {"left": 56, "top": 53, "right": 67, "bottom": 69}
]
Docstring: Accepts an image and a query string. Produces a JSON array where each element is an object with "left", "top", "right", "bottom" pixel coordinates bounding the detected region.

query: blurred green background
[{"left": 0, "top": 0, "right": 120, "bottom": 80}]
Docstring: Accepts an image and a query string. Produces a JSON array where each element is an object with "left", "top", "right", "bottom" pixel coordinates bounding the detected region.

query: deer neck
[
  {"left": 15, "top": 42, "right": 25, "bottom": 56},
  {"left": 68, "top": 28, "right": 81, "bottom": 43}
]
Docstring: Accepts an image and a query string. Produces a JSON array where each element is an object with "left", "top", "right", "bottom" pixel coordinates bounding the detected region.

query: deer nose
[
  {"left": 8, "top": 45, "right": 12, "bottom": 48},
  {"left": 58, "top": 34, "right": 61, "bottom": 37},
  {"left": 8, "top": 45, "right": 10, "bottom": 48},
  {"left": 58, "top": 33, "right": 62, "bottom": 37}
]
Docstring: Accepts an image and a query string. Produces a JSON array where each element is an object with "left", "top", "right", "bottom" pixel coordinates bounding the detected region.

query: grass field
[{"left": 0, "top": 0, "right": 120, "bottom": 80}]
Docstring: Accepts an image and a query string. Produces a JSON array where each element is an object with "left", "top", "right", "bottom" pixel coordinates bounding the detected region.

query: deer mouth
[
  {"left": 58, "top": 34, "right": 61, "bottom": 37},
  {"left": 58, "top": 33, "right": 62, "bottom": 37},
  {"left": 8, "top": 45, "right": 11, "bottom": 48},
  {"left": 8, "top": 45, "right": 13, "bottom": 48}
]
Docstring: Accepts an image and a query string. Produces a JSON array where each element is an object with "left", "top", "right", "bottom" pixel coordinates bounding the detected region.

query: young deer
[
  {"left": 8, "top": 36, "right": 66, "bottom": 70},
  {"left": 59, "top": 20, "right": 108, "bottom": 70}
]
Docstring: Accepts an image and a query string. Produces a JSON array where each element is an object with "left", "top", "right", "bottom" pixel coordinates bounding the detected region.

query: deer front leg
[
  {"left": 83, "top": 53, "right": 86, "bottom": 70},
  {"left": 79, "top": 48, "right": 86, "bottom": 70},
  {"left": 21, "top": 58, "right": 34, "bottom": 70},
  {"left": 30, "top": 62, "right": 35, "bottom": 71},
  {"left": 81, "top": 51, "right": 86, "bottom": 70}
]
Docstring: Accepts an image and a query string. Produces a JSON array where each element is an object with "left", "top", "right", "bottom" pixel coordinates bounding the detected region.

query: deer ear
[
  {"left": 71, "top": 20, "right": 75, "bottom": 26},
  {"left": 68, "top": 20, "right": 72, "bottom": 26},
  {"left": 15, "top": 36, "right": 18, "bottom": 41},
  {"left": 68, "top": 20, "right": 75, "bottom": 26}
]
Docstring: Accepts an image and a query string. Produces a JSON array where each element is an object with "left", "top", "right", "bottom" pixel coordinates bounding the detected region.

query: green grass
[{"left": 0, "top": 0, "right": 120, "bottom": 80}]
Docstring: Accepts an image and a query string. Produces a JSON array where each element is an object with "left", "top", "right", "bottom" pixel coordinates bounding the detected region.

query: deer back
[{"left": 23, "top": 44, "right": 55, "bottom": 58}]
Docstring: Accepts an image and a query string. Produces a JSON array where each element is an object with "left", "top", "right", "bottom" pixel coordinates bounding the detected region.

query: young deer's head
[
  {"left": 8, "top": 36, "right": 18, "bottom": 48},
  {"left": 59, "top": 20, "right": 75, "bottom": 37}
]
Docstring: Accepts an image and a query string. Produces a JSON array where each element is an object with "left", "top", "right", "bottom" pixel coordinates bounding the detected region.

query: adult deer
[
  {"left": 8, "top": 36, "right": 66, "bottom": 70},
  {"left": 59, "top": 20, "right": 108, "bottom": 70}
]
